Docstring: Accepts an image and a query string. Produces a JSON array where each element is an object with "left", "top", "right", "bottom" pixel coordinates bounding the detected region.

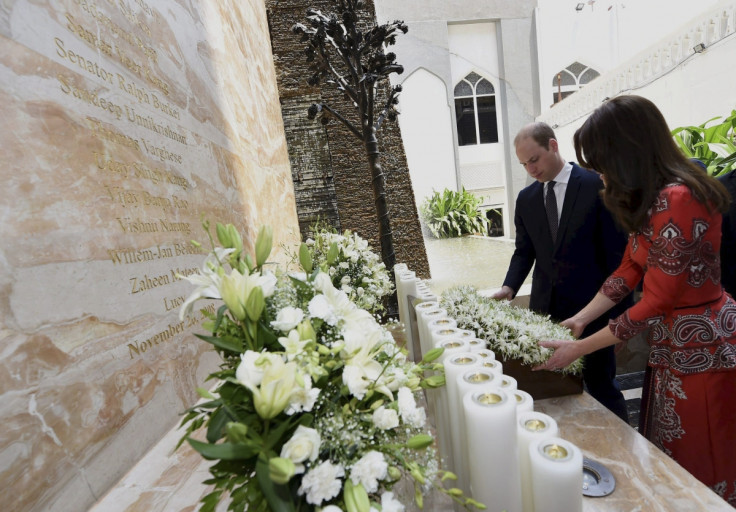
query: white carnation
[
  {"left": 350, "top": 451, "right": 388, "bottom": 493},
  {"left": 308, "top": 295, "right": 339, "bottom": 326},
  {"left": 381, "top": 491, "right": 405, "bottom": 512},
  {"left": 298, "top": 460, "right": 345, "bottom": 505},
  {"left": 372, "top": 406, "right": 399, "bottom": 430}
]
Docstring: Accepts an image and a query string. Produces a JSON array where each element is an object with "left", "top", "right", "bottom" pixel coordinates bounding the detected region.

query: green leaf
[
  {"left": 187, "top": 438, "right": 259, "bottom": 460},
  {"left": 256, "top": 456, "right": 297, "bottom": 512},
  {"left": 206, "top": 407, "right": 231, "bottom": 443},
  {"left": 195, "top": 333, "right": 244, "bottom": 353}
]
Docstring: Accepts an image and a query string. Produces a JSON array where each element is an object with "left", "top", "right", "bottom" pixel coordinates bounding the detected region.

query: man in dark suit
[
  {"left": 718, "top": 169, "right": 736, "bottom": 297},
  {"left": 491, "top": 122, "right": 630, "bottom": 422}
]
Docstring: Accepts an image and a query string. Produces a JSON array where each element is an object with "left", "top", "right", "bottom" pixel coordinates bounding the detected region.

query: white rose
[
  {"left": 271, "top": 307, "right": 304, "bottom": 332},
  {"left": 372, "top": 406, "right": 399, "bottom": 430},
  {"left": 235, "top": 350, "right": 266, "bottom": 389},
  {"left": 281, "top": 425, "right": 321, "bottom": 474}
]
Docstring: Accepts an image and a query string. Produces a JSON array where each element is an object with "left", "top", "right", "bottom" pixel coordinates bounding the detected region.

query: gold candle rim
[
  {"left": 540, "top": 442, "right": 573, "bottom": 461},
  {"left": 442, "top": 341, "right": 463, "bottom": 349},
  {"left": 451, "top": 355, "right": 476, "bottom": 365},
  {"left": 473, "top": 391, "right": 505, "bottom": 406},
  {"left": 523, "top": 418, "right": 548, "bottom": 432},
  {"left": 464, "top": 372, "right": 493, "bottom": 383}
]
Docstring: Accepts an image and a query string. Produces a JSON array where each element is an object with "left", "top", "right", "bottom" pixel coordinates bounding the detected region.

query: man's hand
[{"left": 489, "top": 285, "right": 514, "bottom": 301}]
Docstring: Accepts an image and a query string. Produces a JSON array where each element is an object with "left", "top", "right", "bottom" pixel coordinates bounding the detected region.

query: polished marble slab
[{"left": 536, "top": 392, "right": 733, "bottom": 511}]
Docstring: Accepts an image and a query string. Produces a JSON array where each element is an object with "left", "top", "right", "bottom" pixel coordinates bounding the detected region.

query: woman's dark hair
[{"left": 573, "top": 95, "right": 730, "bottom": 232}]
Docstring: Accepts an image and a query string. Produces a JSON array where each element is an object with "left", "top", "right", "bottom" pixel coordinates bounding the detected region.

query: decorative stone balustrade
[{"left": 538, "top": 1, "right": 736, "bottom": 129}]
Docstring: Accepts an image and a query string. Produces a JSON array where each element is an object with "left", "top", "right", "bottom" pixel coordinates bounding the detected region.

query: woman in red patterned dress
[{"left": 535, "top": 95, "right": 736, "bottom": 505}]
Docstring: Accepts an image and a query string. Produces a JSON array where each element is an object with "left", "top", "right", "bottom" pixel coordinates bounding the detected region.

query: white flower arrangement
[
  {"left": 440, "top": 285, "right": 583, "bottom": 375},
  {"left": 177, "top": 223, "right": 480, "bottom": 512},
  {"left": 305, "top": 228, "right": 394, "bottom": 315}
]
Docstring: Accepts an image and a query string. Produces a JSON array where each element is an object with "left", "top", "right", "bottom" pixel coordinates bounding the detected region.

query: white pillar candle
[
  {"left": 415, "top": 306, "right": 445, "bottom": 358},
  {"left": 498, "top": 374, "right": 518, "bottom": 392},
  {"left": 517, "top": 412, "right": 558, "bottom": 512},
  {"left": 463, "top": 387, "right": 523, "bottom": 512},
  {"left": 394, "top": 263, "right": 408, "bottom": 273},
  {"left": 513, "top": 390, "right": 534, "bottom": 418},
  {"left": 395, "top": 270, "right": 417, "bottom": 349},
  {"left": 458, "top": 328, "right": 476, "bottom": 338},
  {"left": 432, "top": 339, "right": 470, "bottom": 470},
  {"left": 428, "top": 321, "right": 460, "bottom": 360},
  {"left": 456, "top": 368, "right": 499, "bottom": 497},
  {"left": 528, "top": 437, "right": 583, "bottom": 512},
  {"left": 420, "top": 291, "right": 438, "bottom": 302},
  {"left": 479, "top": 358, "right": 503, "bottom": 376},
  {"left": 466, "top": 337, "right": 486, "bottom": 352},
  {"left": 443, "top": 352, "right": 483, "bottom": 494}
]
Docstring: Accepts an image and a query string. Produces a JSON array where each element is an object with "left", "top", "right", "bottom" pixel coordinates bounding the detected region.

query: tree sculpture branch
[{"left": 292, "top": 0, "right": 409, "bottom": 316}]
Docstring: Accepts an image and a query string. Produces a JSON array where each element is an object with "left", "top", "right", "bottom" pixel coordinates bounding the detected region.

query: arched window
[
  {"left": 454, "top": 72, "right": 499, "bottom": 146},
  {"left": 551, "top": 62, "right": 600, "bottom": 105}
]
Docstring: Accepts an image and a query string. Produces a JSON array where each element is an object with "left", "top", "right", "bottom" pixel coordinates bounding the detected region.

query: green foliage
[
  {"left": 419, "top": 188, "right": 490, "bottom": 239},
  {"left": 671, "top": 109, "right": 736, "bottom": 177}
]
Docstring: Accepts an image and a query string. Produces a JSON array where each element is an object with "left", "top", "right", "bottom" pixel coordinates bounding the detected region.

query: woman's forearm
[{"left": 573, "top": 292, "right": 616, "bottom": 327}]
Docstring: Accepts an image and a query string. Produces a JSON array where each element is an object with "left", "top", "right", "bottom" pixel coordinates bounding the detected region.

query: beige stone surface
[
  {"left": 0, "top": 1, "right": 299, "bottom": 511},
  {"left": 537, "top": 393, "right": 733, "bottom": 512}
]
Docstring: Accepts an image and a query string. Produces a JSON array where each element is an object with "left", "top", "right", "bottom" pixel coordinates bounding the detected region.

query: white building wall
[
  {"left": 447, "top": 22, "right": 506, "bottom": 211},
  {"left": 540, "top": 1, "right": 736, "bottom": 162},
  {"left": 398, "top": 69, "right": 457, "bottom": 210}
]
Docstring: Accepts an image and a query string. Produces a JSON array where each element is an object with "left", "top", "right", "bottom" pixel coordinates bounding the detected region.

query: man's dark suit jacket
[
  {"left": 503, "top": 163, "right": 629, "bottom": 330},
  {"left": 718, "top": 170, "right": 736, "bottom": 297}
]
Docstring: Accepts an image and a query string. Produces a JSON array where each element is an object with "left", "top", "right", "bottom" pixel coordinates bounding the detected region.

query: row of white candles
[{"left": 394, "top": 264, "right": 583, "bottom": 512}]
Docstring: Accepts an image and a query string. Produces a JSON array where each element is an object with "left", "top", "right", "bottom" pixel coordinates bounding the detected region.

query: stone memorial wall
[{"left": 0, "top": 1, "right": 300, "bottom": 511}]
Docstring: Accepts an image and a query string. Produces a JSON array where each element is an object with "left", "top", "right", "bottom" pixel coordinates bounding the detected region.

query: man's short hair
[{"left": 514, "top": 122, "right": 556, "bottom": 150}]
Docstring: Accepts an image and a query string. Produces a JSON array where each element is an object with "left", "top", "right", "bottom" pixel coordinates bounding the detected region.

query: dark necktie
[{"left": 546, "top": 181, "right": 558, "bottom": 242}]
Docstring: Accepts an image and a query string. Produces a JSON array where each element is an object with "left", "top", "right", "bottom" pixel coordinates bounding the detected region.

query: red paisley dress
[{"left": 600, "top": 184, "right": 736, "bottom": 505}]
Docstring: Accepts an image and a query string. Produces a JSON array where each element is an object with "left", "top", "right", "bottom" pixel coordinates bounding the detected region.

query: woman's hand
[
  {"left": 560, "top": 317, "right": 586, "bottom": 338},
  {"left": 533, "top": 340, "right": 585, "bottom": 371}
]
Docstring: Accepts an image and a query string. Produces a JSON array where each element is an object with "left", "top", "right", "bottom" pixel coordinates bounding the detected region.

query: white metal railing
[{"left": 538, "top": 0, "right": 736, "bottom": 129}]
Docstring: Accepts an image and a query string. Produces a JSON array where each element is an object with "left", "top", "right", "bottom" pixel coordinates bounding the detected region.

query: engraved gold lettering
[
  {"left": 105, "top": 185, "right": 138, "bottom": 207},
  {"left": 116, "top": 73, "right": 149, "bottom": 104},
  {"left": 93, "top": 152, "right": 131, "bottom": 178},
  {"left": 130, "top": 272, "right": 171, "bottom": 294},
  {"left": 174, "top": 242, "right": 200, "bottom": 256},
  {"left": 140, "top": 138, "right": 182, "bottom": 164},
  {"left": 66, "top": 13, "right": 113, "bottom": 57},
  {"left": 128, "top": 321, "right": 185, "bottom": 359},
  {"left": 159, "top": 219, "right": 191, "bottom": 234},
  {"left": 170, "top": 267, "right": 199, "bottom": 282},
  {"left": 71, "top": 0, "right": 158, "bottom": 63},
  {"left": 87, "top": 117, "right": 141, "bottom": 151},
  {"left": 55, "top": 37, "right": 114, "bottom": 84},
  {"left": 164, "top": 295, "right": 185, "bottom": 311},
  {"left": 150, "top": 94, "right": 179, "bottom": 120},
  {"left": 125, "top": 106, "right": 187, "bottom": 145},
  {"left": 57, "top": 74, "right": 122, "bottom": 119},
  {"left": 141, "top": 190, "right": 172, "bottom": 212},
  {"left": 172, "top": 196, "right": 189, "bottom": 210},
  {"left": 108, "top": 244, "right": 181, "bottom": 264},
  {"left": 117, "top": 217, "right": 159, "bottom": 233}
]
